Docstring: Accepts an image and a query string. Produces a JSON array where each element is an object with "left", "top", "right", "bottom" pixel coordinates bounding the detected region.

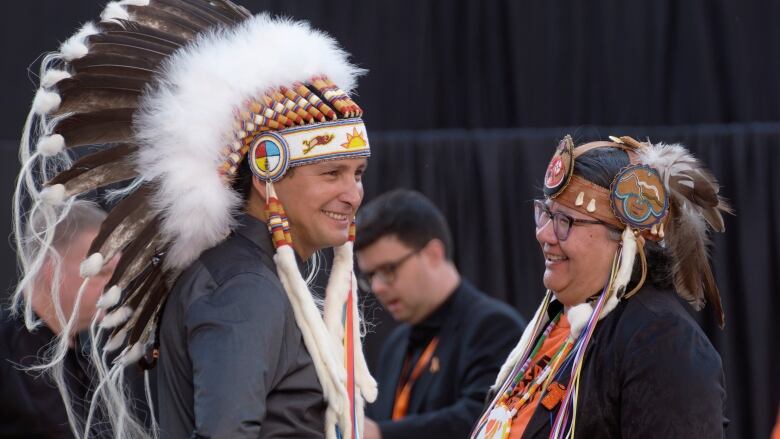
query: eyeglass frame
[
  {"left": 533, "top": 199, "right": 620, "bottom": 241},
  {"left": 357, "top": 248, "right": 421, "bottom": 292}
]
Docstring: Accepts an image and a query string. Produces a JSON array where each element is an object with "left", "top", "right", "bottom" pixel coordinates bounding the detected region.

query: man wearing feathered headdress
[{"left": 11, "top": 1, "right": 376, "bottom": 438}]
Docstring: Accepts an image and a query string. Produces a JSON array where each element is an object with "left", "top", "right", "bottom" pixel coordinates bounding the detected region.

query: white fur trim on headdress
[
  {"left": 40, "top": 184, "right": 66, "bottom": 206},
  {"left": 100, "top": 306, "right": 133, "bottom": 329},
  {"left": 32, "top": 89, "right": 61, "bottom": 115},
  {"left": 133, "top": 14, "right": 364, "bottom": 271},
  {"left": 59, "top": 22, "right": 99, "bottom": 61},
  {"left": 104, "top": 327, "right": 129, "bottom": 352},
  {"left": 41, "top": 70, "right": 72, "bottom": 88},
  {"left": 80, "top": 253, "right": 105, "bottom": 278},
  {"left": 101, "top": 0, "right": 150, "bottom": 22},
  {"left": 97, "top": 285, "right": 122, "bottom": 309},
  {"left": 37, "top": 134, "right": 66, "bottom": 156}
]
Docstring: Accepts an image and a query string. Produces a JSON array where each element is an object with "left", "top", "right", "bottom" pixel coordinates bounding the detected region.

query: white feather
[
  {"left": 40, "top": 184, "right": 66, "bottom": 206},
  {"left": 80, "top": 253, "right": 105, "bottom": 278},
  {"left": 567, "top": 303, "right": 593, "bottom": 338},
  {"left": 97, "top": 285, "right": 122, "bottom": 309},
  {"left": 100, "top": 306, "right": 133, "bottom": 329},
  {"left": 37, "top": 134, "right": 66, "bottom": 156},
  {"left": 639, "top": 142, "right": 697, "bottom": 188},
  {"left": 32, "top": 89, "right": 61, "bottom": 115},
  {"left": 133, "top": 14, "right": 365, "bottom": 271},
  {"left": 59, "top": 22, "right": 99, "bottom": 61},
  {"left": 41, "top": 70, "right": 72, "bottom": 88}
]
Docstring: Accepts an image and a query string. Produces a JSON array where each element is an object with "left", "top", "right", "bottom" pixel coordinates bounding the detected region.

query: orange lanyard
[{"left": 391, "top": 336, "right": 440, "bottom": 420}]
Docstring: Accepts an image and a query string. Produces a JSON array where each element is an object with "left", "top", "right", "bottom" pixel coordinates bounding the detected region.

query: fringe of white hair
[{"left": 492, "top": 227, "right": 637, "bottom": 389}]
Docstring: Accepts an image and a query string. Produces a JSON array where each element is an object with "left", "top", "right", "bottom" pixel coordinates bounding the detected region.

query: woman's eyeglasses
[{"left": 533, "top": 199, "right": 611, "bottom": 241}]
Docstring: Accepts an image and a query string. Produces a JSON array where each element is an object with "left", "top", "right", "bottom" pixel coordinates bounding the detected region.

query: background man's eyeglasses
[{"left": 357, "top": 249, "right": 419, "bottom": 292}]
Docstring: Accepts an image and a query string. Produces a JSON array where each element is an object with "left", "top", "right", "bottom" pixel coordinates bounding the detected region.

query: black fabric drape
[{"left": 2, "top": 1, "right": 780, "bottom": 138}]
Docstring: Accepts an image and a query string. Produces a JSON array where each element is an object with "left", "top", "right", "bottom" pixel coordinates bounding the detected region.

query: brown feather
[
  {"left": 56, "top": 88, "right": 139, "bottom": 115},
  {"left": 105, "top": 215, "right": 161, "bottom": 294},
  {"left": 152, "top": 0, "right": 235, "bottom": 29},
  {"left": 53, "top": 108, "right": 134, "bottom": 147},
  {"left": 665, "top": 196, "right": 724, "bottom": 326},
  {"left": 99, "top": 20, "right": 189, "bottom": 48},
  {"left": 127, "top": 272, "right": 169, "bottom": 346},
  {"left": 124, "top": 5, "right": 204, "bottom": 39},
  {"left": 106, "top": 264, "right": 163, "bottom": 343},
  {"left": 87, "top": 33, "right": 177, "bottom": 59},
  {"left": 46, "top": 144, "right": 138, "bottom": 196},
  {"left": 71, "top": 51, "right": 162, "bottom": 76},
  {"left": 192, "top": 0, "right": 252, "bottom": 22},
  {"left": 88, "top": 185, "right": 153, "bottom": 258}
]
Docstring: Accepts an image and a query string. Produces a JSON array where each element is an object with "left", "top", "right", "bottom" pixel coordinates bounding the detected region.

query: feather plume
[
  {"left": 46, "top": 143, "right": 138, "bottom": 195},
  {"left": 88, "top": 185, "right": 154, "bottom": 261},
  {"left": 104, "top": 217, "right": 161, "bottom": 295},
  {"left": 53, "top": 108, "right": 134, "bottom": 147},
  {"left": 640, "top": 143, "right": 727, "bottom": 327}
]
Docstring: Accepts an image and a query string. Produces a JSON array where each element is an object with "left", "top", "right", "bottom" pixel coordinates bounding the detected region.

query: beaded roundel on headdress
[
  {"left": 610, "top": 164, "right": 669, "bottom": 230},
  {"left": 544, "top": 135, "right": 574, "bottom": 198},
  {"left": 249, "top": 132, "right": 290, "bottom": 183}
]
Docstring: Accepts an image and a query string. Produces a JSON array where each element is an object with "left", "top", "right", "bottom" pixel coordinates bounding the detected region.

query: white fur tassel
[
  {"left": 41, "top": 70, "right": 72, "bottom": 88},
  {"left": 274, "top": 246, "right": 350, "bottom": 438},
  {"left": 614, "top": 227, "right": 637, "bottom": 294},
  {"left": 80, "top": 253, "right": 105, "bottom": 278},
  {"left": 492, "top": 292, "right": 552, "bottom": 389},
  {"left": 104, "top": 327, "right": 129, "bottom": 352},
  {"left": 351, "top": 273, "right": 377, "bottom": 403},
  {"left": 37, "top": 134, "right": 66, "bottom": 156},
  {"left": 40, "top": 184, "right": 66, "bottom": 206},
  {"left": 567, "top": 304, "right": 593, "bottom": 338},
  {"left": 32, "top": 89, "right": 61, "bottom": 115},
  {"left": 59, "top": 23, "right": 99, "bottom": 61},
  {"left": 323, "top": 242, "right": 353, "bottom": 340},
  {"left": 97, "top": 285, "right": 122, "bottom": 309},
  {"left": 100, "top": 0, "right": 150, "bottom": 22},
  {"left": 100, "top": 306, "right": 133, "bottom": 329}
]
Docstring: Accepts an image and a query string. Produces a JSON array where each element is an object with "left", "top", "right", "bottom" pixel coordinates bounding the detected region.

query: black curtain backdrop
[
  {"left": 2, "top": 1, "right": 780, "bottom": 138},
  {"left": 1, "top": 1, "right": 779, "bottom": 438}
]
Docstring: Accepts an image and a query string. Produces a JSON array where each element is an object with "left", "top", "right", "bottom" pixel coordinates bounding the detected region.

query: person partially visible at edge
[
  {"left": 355, "top": 189, "right": 526, "bottom": 439},
  {"left": 1, "top": 202, "right": 117, "bottom": 438},
  {"left": 471, "top": 136, "right": 729, "bottom": 438},
  {"left": 10, "top": 2, "right": 377, "bottom": 439}
]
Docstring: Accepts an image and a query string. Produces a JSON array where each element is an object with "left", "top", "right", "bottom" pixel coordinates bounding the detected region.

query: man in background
[
  {"left": 0, "top": 202, "right": 115, "bottom": 438},
  {"left": 356, "top": 189, "right": 526, "bottom": 439}
]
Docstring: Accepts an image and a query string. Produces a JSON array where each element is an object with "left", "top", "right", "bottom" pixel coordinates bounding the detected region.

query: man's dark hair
[
  {"left": 355, "top": 189, "right": 454, "bottom": 260},
  {"left": 573, "top": 146, "right": 673, "bottom": 290}
]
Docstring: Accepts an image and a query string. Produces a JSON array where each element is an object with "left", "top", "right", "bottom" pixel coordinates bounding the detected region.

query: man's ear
[{"left": 423, "top": 239, "right": 447, "bottom": 265}]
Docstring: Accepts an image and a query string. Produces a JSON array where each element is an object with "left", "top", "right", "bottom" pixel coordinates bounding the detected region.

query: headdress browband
[{"left": 543, "top": 135, "right": 669, "bottom": 240}]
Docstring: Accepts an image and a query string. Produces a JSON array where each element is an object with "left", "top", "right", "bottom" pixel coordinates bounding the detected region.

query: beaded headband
[{"left": 218, "top": 75, "right": 370, "bottom": 181}]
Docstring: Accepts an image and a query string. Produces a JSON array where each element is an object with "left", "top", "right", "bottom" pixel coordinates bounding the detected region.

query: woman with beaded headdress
[
  {"left": 471, "top": 136, "right": 729, "bottom": 438},
  {"left": 11, "top": 1, "right": 376, "bottom": 438}
]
